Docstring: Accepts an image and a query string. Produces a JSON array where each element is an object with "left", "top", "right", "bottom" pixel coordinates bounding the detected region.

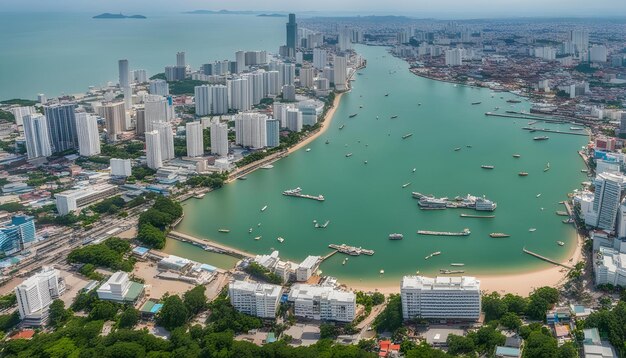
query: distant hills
[
  {"left": 257, "top": 13, "right": 287, "bottom": 17},
  {"left": 184, "top": 10, "right": 286, "bottom": 17},
  {"left": 93, "top": 13, "right": 147, "bottom": 19}
]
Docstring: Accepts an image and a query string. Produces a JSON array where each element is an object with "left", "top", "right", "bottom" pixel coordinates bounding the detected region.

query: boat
[
  {"left": 466, "top": 145, "right": 472, "bottom": 148},
  {"left": 218, "top": 229, "right": 230, "bottom": 233},
  {"left": 402, "top": 182, "right": 411, "bottom": 188},
  {"left": 359, "top": 105, "right": 363, "bottom": 108},
  {"left": 339, "top": 124, "right": 345, "bottom": 130},
  {"left": 454, "top": 147, "right": 461, "bottom": 151},
  {"left": 345, "top": 153, "right": 353, "bottom": 157},
  {"left": 325, "top": 140, "right": 330, "bottom": 144},
  {"left": 490, "top": 233, "right": 510, "bottom": 238},
  {"left": 418, "top": 197, "right": 448, "bottom": 210},
  {"left": 277, "top": 237, "right": 284, "bottom": 243},
  {"left": 536, "top": 193, "right": 542, "bottom": 198},
  {"left": 471, "top": 102, "right": 481, "bottom": 105},
  {"left": 418, "top": 103, "right": 422, "bottom": 106},
  {"left": 379, "top": 270, "right": 385, "bottom": 274},
  {"left": 513, "top": 154, "right": 521, "bottom": 158},
  {"left": 507, "top": 99, "right": 522, "bottom": 103},
  {"left": 376, "top": 116, "right": 379, "bottom": 119},
  {"left": 581, "top": 169, "right": 588, "bottom": 173},
  {"left": 533, "top": 136, "right": 549, "bottom": 141},
  {"left": 544, "top": 162, "right": 551, "bottom": 172},
  {"left": 460, "top": 214, "right": 495, "bottom": 218},
  {"left": 342, "top": 259, "right": 347, "bottom": 265},
  {"left": 364, "top": 160, "right": 368, "bottom": 164},
  {"left": 425, "top": 251, "right": 441, "bottom": 260},
  {"left": 194, "top": 193, "right": 205, "bottom": 199},
  {"left": 254, "top": 236, "right": 262, "bottom": 240},
  {"left": 481, "top": 165, "right": 495, "bottom": 169},
  {"left": 306, "top": 148, "right": 311, "bottom": 152},
  {"left": 555, "top": 211, "right": 568, "bottom": 216},
  {"left": 248, "top": 228, "right": 253, "bottom": 233},
  {"left": 557, "top": 241, "right": 565, "bottom": 246},
  {"left": 315, "top": 220, "right": 330, "bottom": 228},
  {"left": 412, "top": 168, "right": 416, "bottom": 173},
  {"left": 238, "top": 176, "right": 247, "bottom": 180},
  {"left": 349, "top": 113, "right": 358, "bottom": 118},
  {"left": 450, "top": 263, "right": 465, "bottom": 267},
  {"left": 562, "top": 218, "right": 574, "bottom": 224},
  {"left": 440, "top": 269, "right": 465, "bottom": 274},
  {"left": 261, "top": 164, "right": 274, "bottom": 169},
  {"left": 570, "top": 126, "right": 583, "bottom": 131},
  {"left": 402, "top": 133, "right": 413, "bottom": 139},
  {"left": 390, "top": 115, "right": 398, "bottom": 119},
  {"left": 519, "top": 172, "right": 529, "bottom": 176},
  {"left": 417, "top": 228, "right": 471, "bottom": 237},
  {"left": 385, "top": 93, "right": 389, "bottom": 97},
  {"left": 283, "top": 187, "right": 325, "bottom": 201},
  {"left": 389, "top": 233, "right": 403, "bottom": 240},
  {"left": 529, "top": 228, "right": 536, "bottom": 232},
  {"left": 261, "top": 205, "right": 268, "bottom": 212},
  {"left": 258, "top": 223, "right": 261, "bottom": 226}
]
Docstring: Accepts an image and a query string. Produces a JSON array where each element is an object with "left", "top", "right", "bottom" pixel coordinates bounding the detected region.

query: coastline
[{"left": 287, "top": 92, "right": 343, "bottom": 154}]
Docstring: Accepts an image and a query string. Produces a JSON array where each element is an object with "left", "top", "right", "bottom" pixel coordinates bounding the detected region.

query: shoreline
[{"left": 287, "top": 92, "right": 344, "bottom": 154}]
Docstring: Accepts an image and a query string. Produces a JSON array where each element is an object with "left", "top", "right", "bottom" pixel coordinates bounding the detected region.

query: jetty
[
  {"left": 522, "top": 127, "right": 588, "bottom": 137},
  {"left": 484, "top": 112, "right": 567, "bottom": 124},
  {"left": 283, "top": 187, "right": 325, "bottom": 201},
  {"left": 329, "top": 244, "right": 375, "bottom": 256},
  {"left": 168, "top": 230, "right": 254, "bottom": 259},
  {"left": 522, "top": 247, "right": 573, "bottom": 269},
  {"left": 460, "top": 214, "right": 495, "bottom": 218},
  {"left": 417, "top": 228, "right": 471, "bottom": 237}
]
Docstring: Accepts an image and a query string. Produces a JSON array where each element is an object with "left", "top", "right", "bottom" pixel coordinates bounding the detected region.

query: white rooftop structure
[
  {"left": 595, "top": 247, "right": 626, "bottom": 287},
  {"left": 288, "top": 284, "right": 356, "bottom": 322},
  {"left": 401, "top": 276, "right": 481, "bottom": 320},
  {"left": 296, "top": 255, "right": 320, "bottom": 282},
  {"left": 228, "top": 280, "right": 282, "bottom": 318}
]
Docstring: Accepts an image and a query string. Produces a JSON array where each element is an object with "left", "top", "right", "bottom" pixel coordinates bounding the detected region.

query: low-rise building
[
  {"left": 400, "top": 276, "right": 481, "bottom": 321},
  {"left": 583, "top": 328, "right": 617, "bottom": 358},
  {"left": 97, "top": 271, "right": 145, "bottom": 304},
  {"left": 228, "top": 280, "right": 282, "bottom": 318},
  {"left": 296, "top": 255, "right": 319, "bottom": 282},
  {"left": 594, "top": 247, "right": 626, "bottom": 287},
  {"left": 55, "top": 184, "right": 118, "bottom": 215},
  {"left": 287, "top": 284, "right": 356, "bottom": 322}
]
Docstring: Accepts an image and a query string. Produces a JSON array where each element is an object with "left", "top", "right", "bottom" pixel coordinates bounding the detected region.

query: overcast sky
[{"left": 2, "top": 0, "right": 624, "bottom": 18}]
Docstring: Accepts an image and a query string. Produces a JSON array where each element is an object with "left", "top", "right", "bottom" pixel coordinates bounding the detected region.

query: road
[{"left": 356, "top": 302, "right": 387, "bottom": 339}]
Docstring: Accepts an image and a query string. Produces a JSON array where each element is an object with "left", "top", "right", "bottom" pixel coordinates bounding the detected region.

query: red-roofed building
[
  {"left": 9, "top": 329, "right": 35, "bottom": 340},
  {"left": 378, "top": 340, "right": 400, "bottom": 358}
]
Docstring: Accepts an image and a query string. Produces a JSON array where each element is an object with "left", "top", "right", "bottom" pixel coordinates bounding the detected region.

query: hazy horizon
[{"left": 1, "top": 0, "right": 625, "bottom": 19}]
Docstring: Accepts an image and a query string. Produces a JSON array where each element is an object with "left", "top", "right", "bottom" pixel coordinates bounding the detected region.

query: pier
[
  {"left": 522, "top": 247, "right": 573, "bottom": 269},
  {"left": 168, "top": 230, "right": 254, "bottom": 259},
  {"left": 329, "top": 244, "right": 375, "bottom": 256},
  {"left": 521, "top": 127, "right": 588, "bottom": 137},
  {"left": 485, "top": 112, "right": 567, "bottom": 123}
]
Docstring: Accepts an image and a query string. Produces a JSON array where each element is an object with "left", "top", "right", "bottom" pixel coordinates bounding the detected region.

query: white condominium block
[
  {"left": 228, "top": 280, "right": 282, "bottom": 318},
  {"left": 401, "top": 276, "right": 481, "bottom": 320}
]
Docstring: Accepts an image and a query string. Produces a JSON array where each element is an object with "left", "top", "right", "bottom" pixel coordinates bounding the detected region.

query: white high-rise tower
[
  {"left": 185, "top": 121, "right": 204, "bottom": 157},
  {"left": 75, "top": 112, "right": 101, "bottom": 156},
  {"left": 23, "top": 114, "right": 52, "bottom": 159},
  {"left": 145, "top": 130, "right": 163, "bottom": 170}
]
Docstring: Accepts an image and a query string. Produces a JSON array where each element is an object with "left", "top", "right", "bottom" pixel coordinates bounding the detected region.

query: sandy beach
[
  {"left": 287, "top": 92, "right": 344, "bottom": 154},
  {"left": 344, "top": 232, "right": 583, "bottom": 297}
]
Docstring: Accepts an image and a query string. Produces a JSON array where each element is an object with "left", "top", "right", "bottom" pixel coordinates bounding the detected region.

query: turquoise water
[
  {"left": 0, "top": 13, "right": 285, "bottom": 100},
  {"left": 176, "top": 45, "right": 588, "bottom": 285}
]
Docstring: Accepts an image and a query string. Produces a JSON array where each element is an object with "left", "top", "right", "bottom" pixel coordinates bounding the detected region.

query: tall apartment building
[
  {"left": 333, "top": 56, "right": 347, "bottom": 91},
  {"left": 118, "top": 59, "right": 130, "bottom": 88},
  {"left": 0, "top": 215, "right": 36, "bottom": 256},
  {"left": 570, "top": 29, "right": 589, "bottom": 53},
  {"left": 9, "top": 106, "right": 36, "bottom": 126},
  {"left": 445, "top": 48, "right": 463, "bottom": 66},
  {"left": 102, "top": 101, "right": 126, "bottom": 141},
  {"left": 288, "top": 284, "right": 356, "bottom": 322},
  {"left": 299, "top": 67, "right": 314, "bottom": 88},
  {"left": 153, "top": 122, "right": 175, "bottom": 161},
  {"left": 145, "top": 130, "right": 163, "bottom": 170},
  {"left": 279, "top": 63, "right": 296, "bottom": 86},
  {"left": 586, "top": 172, "right": 626, "bottom": 231},
  {"left": 313, "top": 48, "right": 328, "bottom": 69},
  {"left": 266, "top": 119, "right": 280, "bottom": 148},
  {"left": 185, "top": 121, "right": 204, "bottom": 157},
  {"left": 286, "top": 108, "right": 303, "bottom": 132},
  {"left": 23, "top": 114, "right": 52, "bottom": 159},
  {"left": 228, "top": 280, "right": 282, "bottom": 318},
  {"left": 75, "top": 112, "right": 101, "bottom": 156},
  {"left": 210, "top": 120, "right": 229, "bottom": 157},
  {"left": 110, "top": 158, "right": 132, "bottom": 177},
  {"left": 401, "top": 276, "right": 481, "bottom": 320},
  {"left": 44, "top": 103, "right": 78, "bottom": 152},
  {"left": 234, "top": 112, "right": 267, "bottom": 149},
  {"left": 15, "top": 267, "right": 65, "bottom": 326},
  {"left": 144, "top": 95, "right": 170, "bottom": 133},
  {"left": 149, "top": 79, "right": 169, "bottom": 96},
  {"left": 228, "top": 78, "right": 251, "bottom": 111},
  {"left": 298, "top": 100, "right": 318, "bottom": 126}
]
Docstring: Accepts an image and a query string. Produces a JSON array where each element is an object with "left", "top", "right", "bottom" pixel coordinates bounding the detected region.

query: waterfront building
[
  {"left": 282, "top": 84, "right": 296, "bottom": 102},
  {"left": 186, "top": 121, "right": 204, "bottom": 157},
  {"left": 153, "top": 122, "right": 175, "bottom": 160},
  {"left": 315, "top": 78, "right": 330, "bottom": 91},
  {"left": 313, "top": 48, "right": 328, "bottom": 70},
  {"left": 234, "top": 113, "right": 267, "bottom": 149},
  {"left": 228, "top": 280, "right": 282, "bottom": 318},
  {"left": 110, "top": 158, "right": 132, "bottom": 177},
  {"left": 288, "top": 284, "right": 356, "bottom": 322},
  {"left": 210, "top": 120, "right": 229, "bottom": 157},
  {"left": 228, "top": 78, "right": 251, "bottom": 111},
  {"left": 97, "top": 271, "right": 145, "bottom": 303},
  {"left": 296, "top": 255, "right": 319, "bottom": 282},
  {"left": 133, "top": 69, "right": 147, "bottom": 83},
  {"left": 247, "top": 72, "right": 266, "bottom": 105},
  {"left": 55, "top": 184, "right": 118, "bottom": 215},
  {"left": 165, "top": 66, "right": 185, "bottom": 81},
  {"left": 589, "top": 45, "right": 608, "bottom": 63},
  {"left": 149, "top": 79, "right": 169, "bottom": 96},
  {"left": 9, "top": 106, "right": 35, "bottom": 126},
  {"left": 235, "top": 50, "right": 246, "bottom": 73},
  {"left": 0, "top": 215, "right": 37, "bottom": 256},
  {"left": 22, "top": 114, "right": 52, "bottom": 159},
  {"left": 286, "top": 108, "right": 303, "bottom": 132},
  {"left": 44, "top": 103, "right": 78, "bottom": 153},
  {"left": 75, "top": 112, "right": 101, "bottom": 156},
  {"left": 401, "top": 276, "right": 481, "bottom": 320},
  {"left": 338, "top": 26, "right": 352, "bottom": 52},
  {"left": 298, "top": 100, "right": 318, "bottom": 126},
  {"left": 299, "top": 67, "right": 314, "bottom": 88},
  {"left": 333, "top": 56, "right": 347, "bottom": 91},
  {"left": 586, "top": 172, "right": 626, "bottom": 231},
  {"left": 445, "top": 48, "right": 463, "bottom": 66},
  {"left": 266, "top": 119, "right": 280, "bottom": 148},
  {"left": 144, "top": 95, "right": 170, "bottom": 133},
  {"left": 594, "top": 246, "right": 626, "bottom": 287},
  {"left": 286, "top": 14, "right": 297, "bottom": 58},
  {"left": 118, "top": 59, "right": 130, "bottom": 88},
  {"left": 15, "top": 267, "right": 65, "bottom": 326},
  {"left": 102, "top": 101, "right": 126, "bottom": 141},
  {"left": 245, "top": 50, "right": 268, "bottom": 66},
  {"left": 145, "top": 130, "right": 163, "bottom": 170},
  {"left": 273, "top": 102, "right": 290, "bottom": 127}
]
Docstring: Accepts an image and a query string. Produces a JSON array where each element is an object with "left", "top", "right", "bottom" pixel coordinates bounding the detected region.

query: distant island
[
  {"left": 93, "top": 13, "right": 147, "bottom": 19},
  {"left": 258, "top": 13, "right": 287, "bottom": 17},
  {"left": 184, "top": 10, "right": 259, "bottom": 15}
]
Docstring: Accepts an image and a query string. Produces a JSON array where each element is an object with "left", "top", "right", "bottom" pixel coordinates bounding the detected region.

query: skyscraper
[
  {"left": 299, "top": 67, "right": 314, "bottom": 88},
  {"left": 195, "top": 85, "right": 228, "bottom": 116},
  {"left": 234, "top": 113, "right": 267, "bottom": 149},
  {"left": 9, "top": 106, "right": 35, "bottom": 126},
  {"left": 286, "top": 14, "right": 298, "bottom": 58},
  {"left": 75, "top": 112, "right": 101, "bottom": 156},
  {"left": 102, "top": 102, "right": 126, "bottom": 141},
  {"left": 570, "top": 29, "right": 589, "bottom": 53},
  {"left": 145, "top": 130, "right": 163, "bottom": 170},
  {"left": 43, "top": 103, "right": 78, "bottom": 153},
  {"left": 445, "top": 48, "right": 463, "bottom": 66},
  {"left": 286, "top": 108, "right": 303, "bottom": 132},
  {"left": 266, "top": 119, "right": 280, "bottom": 148},
  {"left": 299, "top": 100, "right": 318, "bottom": 126},
  {"left": 338, "top": 26, "right": 352, "bottom": 52},
  {"left": 15, "top": 267, "right": 65, "bottom": 326},
  {"left": 0, "top": 215, "right": 36, "bottom": 256},
  {"left": 228, "top": 78, "right": 251, "bottom": 111},
  {"left": 153, "top": 122, "right": 174, "bottom": 160},
  {"left": 22, "top": 114, "right": 52, "bottom": 159},
  {"left": 118, "top": 59, "right": 130, "bottom": 88},
  {"left": 185, "top": 121, "right": 204, "bottom": 157},
  {"left": 176, "top": 51, "right": 186, "bottom": 67},
  {"left": 235, "top": 50, "right": 246, "bottom": 73},
  {"left": 110, "top": 158, "right": 132, "bottom": 177},
  {"left": 587, "top": 172, "right": 626, "bottom": 230},
  {"left": 144, "top": 95, "right": 169, "bottom": 132},
  {"left": 149, "top": 79, "right": 169, "bottom": 96},
  {"left": 264, "top": 71, "right": 280, "bottom": 96},
  {"left": 279, "top": 63, "right": 296, "bottom": 86},
  {"left": 333, "top": 55, "right": 347, "bottom": 91},
  {"left": 313, "top": 48, "right": 328, "bottom": 70},
  {"left": 210, "top": 120, "right": 229, "bottom": 157}
]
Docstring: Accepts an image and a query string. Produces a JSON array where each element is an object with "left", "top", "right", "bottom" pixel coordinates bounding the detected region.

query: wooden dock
[
  {"left": 168, "top": 230, "right": 254, "bottom": 259},
  {"left": 523, "top": 247, "right": 573, "bottom": 269}
]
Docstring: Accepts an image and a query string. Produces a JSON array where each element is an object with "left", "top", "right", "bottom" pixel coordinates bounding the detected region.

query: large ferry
[
  {"left": 282, "top": 187, "right": 325, "bottom": 201},
  {"left": 533, "top": 136, "right": 549, "bottom": 141},
  {"left": 418, "top": 197, "right": 448, "bottom": 209}
]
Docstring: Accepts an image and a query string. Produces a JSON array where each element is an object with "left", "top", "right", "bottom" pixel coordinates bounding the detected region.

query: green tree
[
  {"left": 320, "top": 323, "right": 339, "bottom": 339},
  {"left": 44, "top": 337, "right": 78, "bottom": 358},
  {"left": 373, "top": 294, "right": 403, "bottom": 333},
  {"left": 119, "top": 307, "right": 140, "bottom": 329},
  {"left": 156, "top": 295, "right": 188, "bottom": 331},
  {"left": 357, "top": 339, "right": 377, "bottom": 352},
  {"left": 503, "top": 293, "right": 528, "bottom": 315},
  {"left": 48, "top": 299, "right": 71, "bottom": 328},
  {"left": 183, "top": 285, "right": 207, "bottom": 316},
  {"left": 482, "top": 291, "right": 508, "bottom": 321},
  {"left": 136, "top": 223, "right": 167, "bottom": 249},
  {"left": 104, "top": 341, "right": 146, "bottom": 358},
  {"left": 558, "top": 342, "right": 579, "bottom": 358},
  {"left": 88, "top": 301, "right": 119, "bottom": 321},
  {"left": 500, "top": 312, "right": 523, "bottom": 330},
  {"left": 523, "top": 330, "right": 558, "bottom": 358},
  {"left": 447, "top": 334, "right": 475, "bottom": 355}
]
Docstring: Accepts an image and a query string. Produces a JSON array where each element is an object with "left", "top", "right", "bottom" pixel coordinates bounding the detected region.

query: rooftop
[{"left": 401, "top": 275, "right": 480, "bottom": 291}]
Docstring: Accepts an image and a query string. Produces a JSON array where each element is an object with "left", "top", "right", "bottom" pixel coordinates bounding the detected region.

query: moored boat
[
  {"left": 513, "top": 154, "right": 521, "bottom": 158},
  {"left": 349, "top": 113, "right": 358, "bottom": 118},
  {"left": 389, "top": 233, "right": 403, "bottom": 240},
  {"left": 425, "top": 251, "right": 441, "bottom": 259},
  {"left": 534, "top": 136, "right": 549, "bottom": 141},
  {"left": 261, "top": 205, "right": 268, "bottom": 212},
  {"left": 481, "top": 165, "right": 495, "bottom": 169},
  {"left": 390, "top": 115, "right": 398, "bottom": 119},
  {"left": 557, "top": 241, "right": 565, "bottom": 246},
  {"left": 345, "top": 153, "right": 353, "bottom": 157},
  {"left": 218, "top": 229, "right": 230, "bottom": 233},
  {"left": 402, "top": 182, "right": 411, "bottom": 188},
  {"left": 254, "top": 236, "right": 262, "bottom": 240},
  {"left": 519, "top": 172, "right": 529, "bottom": 176},
  {"left": 490, "top": 233, "right": 510, "bottom": 238}
]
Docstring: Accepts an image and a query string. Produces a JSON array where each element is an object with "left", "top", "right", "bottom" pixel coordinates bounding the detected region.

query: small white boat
[
  {"left": 261, "top": 205, "right": 268, "bottom": 212},
  {"left": 254, "top": 236, "right": 262, "bottom": 240},
  {"left": 557, "top": 241, "right": 565, "bottom": 246},
  {"left": 257, "top": 223, "right": 261, "bottom": 226},
  {"left": 412, "top": 168, "right": 416, "bottom": 173},
  {"left": 364, "top": 160, "right": 368, "bottom": 164},
  {"left": 261, "top": 164, "right": 274, "bottom": 169},
  {"left": 248, "top": 228, "right": 253, "bottom": 233},
  {"left": 277, "top": 237, "right": 284, "bottom": 243},
  {"left": 536, "top": 193, "right": 542, "bottom": 198},
  {"left": 342, "top": 259, "right": 347, "bottom": 265},
  {"left": 450, "top": 263, "right": 465, "bottom": 267},
  {"left": 529, "top": 228, "right": 537, "bottom": 232},
  {"left": 306, "top": 148, "right": 311, "bottom": 152},
  {"left": 402, "top": 182, "right": 411, "bottom": 188},
  {"left": 379, "top": 269, "right": 385, "bottom": 274}
]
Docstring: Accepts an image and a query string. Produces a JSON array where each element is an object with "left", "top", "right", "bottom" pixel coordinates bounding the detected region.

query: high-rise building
[
  {"left": 133, "top": 69, "right": 147, "bottom": 83},
  {"left": 144, "top": 95, "right": 169, "bottom": 133},
  {"left": 118, "top": 59, "right": 130, "bottom": 88},
  {"left": 235, "top": 50, "right": 246, "bottom": 73},
  {"left": 266, "top": 119, "right": 280, "bottom": 148},
  {"left": 15, "top": 267, "right": 65, "bottom": 326},
  {"left": 286, "top": 108, "right": 303, "bottom": 132},
  {"left": 135, "top": 108, "right": 146, "bottom": 135},
  {"left": 586, "top": 172, "right": 626, "bottom": 230},
  {"left": 338, "top": 26, "right": 352, "bottom": 52},
  {"left": 288, "top": 284, "right": 356, "bottom": 322},
  {"left": 9, "top": 106, "right": 35, "bottom": 126},
  {"left": 298, "top": 100, "right": 318, "bottom": 126},
  {"left": 235, "top": 112, "right": 267, "bottom": 149},
  {"left": 165, "top": 66, "right": 185, "bottom": 81},
  {"left": 75, "top": 112, "right": 101, "bottom": 156},
  {"left": 153, "top": 122, "right": 174, "bottom": 160},
  {"left": 299, "top": 67, "right": 314, "bottom": 88},
  {"left": 589, "top": 45, "right": 608, "bottom": 63},
  {"left": 445, "top": 48, "right": 463, "bottom": 66},
  {"left": 22, "top": 114, "right": 52, "bottom": 159},
  {"left": 286, "top": 13, "right": 298, "bottom": 58},
  {"left": 176, "top": 51, "right": 186, "bottom": 67},
  {"left": 123, "top": 86, "right": 133, "bottom": 110},
  {"left": 263, "top": 71, "right": 281, "bottom": 96},
  {"left": 570, "top": 29, "right": 589, "bottom": 53},
  {"left": 228, "top": 78, "right": 251, "bottom": 111},
  {"left": 44, "top": 103, "right": 78, "bottom": 153},
  {"left": 149, "top": 79, "right": 169, "bottom": 96},
  {"left": 313, "top": 48, "right": 328, "bottom": 70},
  {"left": 401, "top": 276, "right": 481, "bottom": 320},
  {"left": 110, "top": 158, "right": 132, "bottom": 177},
  {"left": 102, "top": 102, "right": 126, "bottom": 141},
  {"left": 209, "top": 120, "right": 229, "bottom": 157},
  {"left": 333, "top": 55, "right": 348, "bottom": 91},
  {"left": 279, "top": 63, "right": 296, "bottom": 86},
  {"left": 248, "top": 72, "right": 266, "bottom": 105},
  {"left": 282, "top": 84, "right": 296, "bottom": 101},
  {"left": 0, "top": 215, "right": 36, "bottom": 256},
  {"left": 145, "top": 130, "right": 163, "bottom": 170},
  {"left": 185, "top": 121, "right": 204, "bottom": 157},
  {"left": 229, "top": 280, "right": 282, "bottom": 318}
]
